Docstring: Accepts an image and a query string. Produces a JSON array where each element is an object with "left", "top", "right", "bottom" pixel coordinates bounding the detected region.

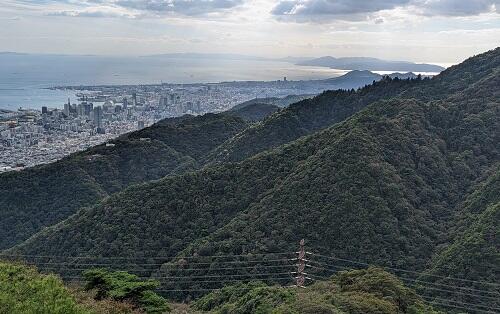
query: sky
[{"left": 1, "top": 0, "right": 499, "bottom": 64}]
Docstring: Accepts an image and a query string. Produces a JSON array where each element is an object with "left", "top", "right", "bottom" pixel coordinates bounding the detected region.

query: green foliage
[
  {"left": 194, "top": 268, "right": 438, "bottom": 314},
  {"left": 83, "top": 268, "right": 170, "bottom": 313},
  {"left": 0, "top": 261, "right": 90, "bottom": 314},
  {"left": 195, "top": 281, "right": 296, "bottom": 314},
  {"left": 332, "top": 267, "right": 424, "bottom": 313},
  {"left": 421, "top": 168, "right": 500, "bottom": 309}
]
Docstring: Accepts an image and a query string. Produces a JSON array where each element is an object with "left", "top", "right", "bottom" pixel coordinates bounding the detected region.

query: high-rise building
[
  {"left": 82, "top": 103, "right": 93, "bottom": 116},
  {"left": 137, "top": 120, "right": 145, "bottom": 129},
  {"left": 93, "top": 106, "right": 105, "bottom": 134},
  {"left": 159, "top": 96, "right": 169, "bottom": 109},
  {"left": 132, "top": 92, "right": 137, "bottom": 106},
  {"left": 77, "top": 103, "right": 85, "bottom": 116},
  {"left": 63, "top": 103, "right": 70, "bottom": 117},
  {"left": 41, "top": 106, "right": 48, "bottom": 114},
  {"left": 123, "top": 97, "right": 128, "bottom": 109}
]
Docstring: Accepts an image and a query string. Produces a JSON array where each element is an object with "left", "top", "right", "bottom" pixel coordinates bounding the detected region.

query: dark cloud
[
  {"left": 271, "top": 0, "right": 499, "bottom": 21},
  {"left": 114, "top": 0, "right": 244, "bottom": 16}
]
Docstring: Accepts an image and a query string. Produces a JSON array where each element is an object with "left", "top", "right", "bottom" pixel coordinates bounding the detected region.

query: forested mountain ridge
[
  {"left": 205, "top": 78, "right": 427, "bottom": 164},
  {"left": 0, "top": 112, "right": 249, "bottom": 250},
  {"left": 207, "top": 48, "right": 500, "bottom": 165},
  {"left": 228, "top": 102, "right": 281, "bottom": 122},
  {"left": 7, "top": 46, "right": 499, "bottom": 297}
]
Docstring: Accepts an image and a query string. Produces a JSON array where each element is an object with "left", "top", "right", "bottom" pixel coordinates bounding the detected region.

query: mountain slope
[
  {"left": 206, "top": 77, "right": 426, "bottom": 164},
  {"left": 0, "top": 113, "right": 248, "bottom": 250},
  {"left": 229, "top": 102, "right": 280, "bottom": 122},
  {"left": 231, "top": 94, "right": 312, "bottom": 110},
  {"left": 419, "top": 168, "right": 500, "bottom": 310}
]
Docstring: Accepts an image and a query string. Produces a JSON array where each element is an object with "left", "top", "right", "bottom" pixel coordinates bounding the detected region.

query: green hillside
[
  {"left": 230, "top": 94, "right": 312, "bottom": 110},
  {"left": 229, "top": 102, "right": 281, "bottom": 122},
  {"left": 419, "top": 168, "right": 500, "bottom": 310},
  {"left": 0, "top": 113, "right": 248, "bottom": 250},
  {"left": 206, "top": 79, "right": 425, "bottom": 164}
]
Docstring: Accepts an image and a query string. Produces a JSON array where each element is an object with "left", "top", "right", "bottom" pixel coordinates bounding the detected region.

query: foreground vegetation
[
  {"left": 0, "top": 261, "right": 440, "bottom": 313},
  {"left": 194, "top": 267, "right": 439, "bottom": 314},
  {"left": 0, "top": 261, "right": 89, "bottom": 313}
]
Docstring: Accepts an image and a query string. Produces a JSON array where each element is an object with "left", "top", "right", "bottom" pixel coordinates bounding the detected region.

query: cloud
[
  {"left": 0, "top": 16, "right": 21, "bottom": 20},
  {"left": 271, "top": 0, "right": 500, "bottom": 22},
  {"left": 271, "top": 0, "right": 410, "bottom": 16},
  {"left": 108, "top": 0, "right": 244, "bottom": 16},
  {"left": 48, "top": 7, "right": 136, "bottom": 18},
  {"left": 271, "top": 0, "right": 411, "bottom": 20},
  {"left": 15, "top": 0, "right": 244, "bottom": 18}
]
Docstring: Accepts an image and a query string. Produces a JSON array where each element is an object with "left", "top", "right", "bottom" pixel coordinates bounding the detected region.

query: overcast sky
[{"left": 1, "top": 0, "right": 499, "bottom": 64}]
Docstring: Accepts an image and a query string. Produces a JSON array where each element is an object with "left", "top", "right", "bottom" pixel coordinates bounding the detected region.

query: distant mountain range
[
  {"left": 139, "top": 53, "right": 445, "bottom": 73},
  {"left": 297, "top": 56, "right": 444, "bottom": 72},
  {"left": 2, "top": 52, "right": 445, "bottom": 74}
]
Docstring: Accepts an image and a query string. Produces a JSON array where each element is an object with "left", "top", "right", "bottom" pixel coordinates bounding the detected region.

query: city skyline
[{"left": 1, "top": 0, "right": 499, "bottom": 64}]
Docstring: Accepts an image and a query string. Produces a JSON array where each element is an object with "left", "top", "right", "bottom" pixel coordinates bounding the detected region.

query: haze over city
[{"left": 2, "top": 0, "right": 500, "bottom": 64}]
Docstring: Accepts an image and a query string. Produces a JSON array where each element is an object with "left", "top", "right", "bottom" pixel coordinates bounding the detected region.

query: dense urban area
[{"left": 0, "top": 79, "right": 317, "bottom": 172}]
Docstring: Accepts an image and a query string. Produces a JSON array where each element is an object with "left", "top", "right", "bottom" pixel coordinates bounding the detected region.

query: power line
[
  {"left": 422, "top": 299, "right": 498, "bottom": 314},
  {"left": 51, "top": 272, "right": 298, "bottom": 281},
  {"left": 303, "top": 259, "right": 500, "bottom": 297},
  {"left": 10, "top": 258, "right": 295, "bottom": 267},
  {"left": 154, "top": 277, "right": 294, "bottom": 285},
  {"left": 4, "top": 249, "right": 497, "bottom": 312},
  {"left": 36, "top": 264, "right": 296, "bottom": 272},
  {"left": 305, "top": 268, "right": 499, "bottom": 312},
  {"left": 0, "top": 252, "right": 293, "bottom": 260},
  {"left": 422, "top": 296, "right": 500, "bottom": 313},
  {"left": 154, "top": 285, "right": 293, "bottom": 293},
  {"left": 9, "top": 250, "right": 496, "bottom": 287},
  {"left": 306, "top": 252, "right": 500, "bottom": 288}
]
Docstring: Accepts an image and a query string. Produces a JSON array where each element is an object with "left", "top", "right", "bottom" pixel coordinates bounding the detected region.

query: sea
[{"left": 0, "top": 54, "right": 346, "bottom": 111}]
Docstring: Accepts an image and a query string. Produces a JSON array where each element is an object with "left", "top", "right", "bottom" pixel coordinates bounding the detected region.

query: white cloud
[
  {"left": 114, "top": 0, "right": 244, "bottom": 16},
  {"left": 12, "top": 0, "right": 245, "bottom": 18},
  {"left": 48, "top": 6, "right": 137, "bottom": 18}
]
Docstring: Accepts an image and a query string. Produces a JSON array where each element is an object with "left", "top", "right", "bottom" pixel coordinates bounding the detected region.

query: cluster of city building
[{"left": 1, "top": 80, "right": 319, "bottom": 172}]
